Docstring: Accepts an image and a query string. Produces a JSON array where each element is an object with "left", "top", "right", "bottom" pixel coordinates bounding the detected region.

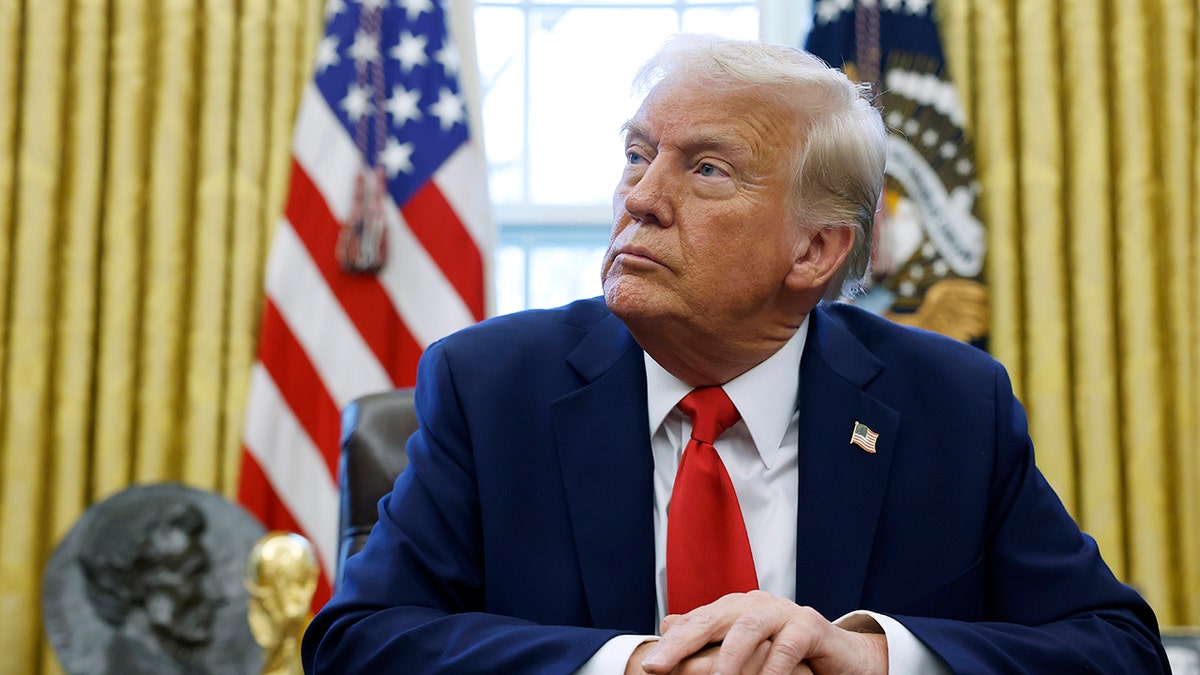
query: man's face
[{"left": 602, "top": 78, "right": 808, "bottom": 343}]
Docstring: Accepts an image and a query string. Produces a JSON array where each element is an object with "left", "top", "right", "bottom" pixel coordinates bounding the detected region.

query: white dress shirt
[{"left": 578, "top": 319, "right": 949, "bottom": 674}]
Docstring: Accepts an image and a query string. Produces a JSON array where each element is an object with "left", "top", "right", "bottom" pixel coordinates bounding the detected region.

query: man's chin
[
  {"left": 603, "top": 277, "right": 657, "bottom": 318},
  {"left": 604, "top": 281, "right": 684, "bottom": 332}
]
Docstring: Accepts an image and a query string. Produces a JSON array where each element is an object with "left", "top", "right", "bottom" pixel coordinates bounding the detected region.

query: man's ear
[{"left": 784, "top": 225, "right": 855, "bottom": 292}]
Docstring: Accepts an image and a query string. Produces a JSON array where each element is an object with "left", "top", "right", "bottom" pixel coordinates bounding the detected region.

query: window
[{"left": 473, "top": 0, "right": 811, "bottom": 313}]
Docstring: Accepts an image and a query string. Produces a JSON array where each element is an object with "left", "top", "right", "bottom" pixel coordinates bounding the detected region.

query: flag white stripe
[
  {"left": 293, "top": 85, "right": 359, "bottom": 224},
  {"left": 435, "top": 142, "right": 492, "bottom": 250},
  {"left": 243, "top": 364, "right": 340, "bottom": 575},
  {"left": 265, "top": 220, "right": 393, "bottom": 407},
  {"left": 384, "top": 208, "right": 476, "bottom": 348}
]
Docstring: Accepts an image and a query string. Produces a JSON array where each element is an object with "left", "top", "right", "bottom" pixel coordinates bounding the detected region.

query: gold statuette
[{"left": 245, "top": 532, "right": 319, "bottom": 675}]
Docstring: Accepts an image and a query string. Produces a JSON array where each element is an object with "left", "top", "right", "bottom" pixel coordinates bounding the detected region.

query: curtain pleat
[
  {"left": 1188, "top": 0, "right": 1200, "bottom": 622},
  {"left": 0, "top": 1, "right": 68, "bottom": 668},
  {"left": 221, "top": 0, "right": 275, "bottom": 506},
  {"left": 1157, "top": 0, "right": 1200, "bottom": 623},
  {"left": 0, "top": 0, "right": 19, "bottom": 433},
  {"left": 1060, "top": 0, "right": 1126, "bottom": 580},
  {"left": 136, "top": 0, "right": 195, "bottom": 483},
  {"left": 93, "top": 0, "right": 148, "bottom": 499},
  {"left": 183, "top": 0, "right": 238, "bottom": 490},
  {"left": 1112, "top": 0, "right": 1175, "bottom": 621},
  {"left": 968, "top": 0, "right": 1024, "bottom": 393}
]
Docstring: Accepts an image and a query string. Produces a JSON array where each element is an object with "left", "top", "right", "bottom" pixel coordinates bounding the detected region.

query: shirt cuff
[
  {"left": 835, "top": 610, "right": 951, "bottom": 675},
  {"left": 574, "top": 634, "right": 659, "bottom": 675}
]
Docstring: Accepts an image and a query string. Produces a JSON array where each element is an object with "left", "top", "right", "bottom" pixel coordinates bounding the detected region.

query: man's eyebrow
[
  {"left": 621, "top": 120, "right": 752, "bottom": 165},
  {"left": 621, "top": 119, "right": 649, "bottom": 142}
]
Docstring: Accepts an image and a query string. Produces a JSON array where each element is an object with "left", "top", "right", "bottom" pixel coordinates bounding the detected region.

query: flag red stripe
[
  {"left": 238, "top": 451, "right": 333, "bottom": 609},
  {"left": 402, "top": 181, "right": 486, "bottom": 321},
  {"left": 285, "top": 161, "right": 422, "bottom": 386},
  {"left": 256, "top": 298, "right": 341, "bottom": 477}
]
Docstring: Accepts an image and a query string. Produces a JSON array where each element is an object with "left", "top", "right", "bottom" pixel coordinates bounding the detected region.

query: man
[{"left": 302, "top": 35, "right": 1168, "bottom": 673}]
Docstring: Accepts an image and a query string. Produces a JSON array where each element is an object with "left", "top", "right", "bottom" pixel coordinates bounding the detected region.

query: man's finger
[{"left": 641, "top": 610, "right": 724, "bottom": 673}]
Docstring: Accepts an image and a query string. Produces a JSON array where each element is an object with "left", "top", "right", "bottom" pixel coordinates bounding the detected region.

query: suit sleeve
[
  {"left": 893, "top": 364, "right": 1170, "bottom": 673},
  {"left": 300, "top": 340, "right": 625, "bottom": 674}
]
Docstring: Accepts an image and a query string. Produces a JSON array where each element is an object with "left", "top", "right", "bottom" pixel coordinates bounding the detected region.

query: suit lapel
[
  {"left": 794, "top": 307, "right": 899, "bottom": 619},
  {"left": 551, "top": 312, "right": 657, "bottom": 633}
]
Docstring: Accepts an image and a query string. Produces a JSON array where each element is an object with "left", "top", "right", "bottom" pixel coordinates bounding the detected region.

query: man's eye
[
  {"left": 698, "top": 163, "right": 718, "bottom": 176},
  {"left": 627, "top": 152, "right": 644, "bottom": 165}
]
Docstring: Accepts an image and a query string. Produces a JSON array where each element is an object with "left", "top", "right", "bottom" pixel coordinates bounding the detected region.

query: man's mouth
[{"left": 615, "top": 245, "right": 662, "bottom": 267}]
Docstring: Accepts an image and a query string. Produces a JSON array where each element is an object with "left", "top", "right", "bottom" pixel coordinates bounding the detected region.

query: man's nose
[{"left": 621, "top": 162, "right": 674, "bottom": 228}]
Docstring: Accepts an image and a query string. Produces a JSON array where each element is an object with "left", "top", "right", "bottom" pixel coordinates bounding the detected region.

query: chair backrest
[{"left": 335, "top": 388, "right": 418, "bottom": 589}]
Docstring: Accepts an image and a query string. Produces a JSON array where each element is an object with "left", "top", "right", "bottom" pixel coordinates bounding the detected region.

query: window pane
[
  {"left": 682, "top": 6, "right": 758, "bottom": 36},
  {"left": 495, "top": 245, "right": 529, "bottom": 316},
  {"left": 527, "top": 245, "right": 608, "bottom": 308},
  {"left": 476, "top": 7, "right": 528, "bottom": 205},
  {"left": 529, "top": 0, "right": 673, "bottom": 4},
  {"left": 527, "top": 7, "right": 680, "bottom": 206}
]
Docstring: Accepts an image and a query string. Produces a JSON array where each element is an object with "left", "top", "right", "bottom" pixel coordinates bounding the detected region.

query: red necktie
[{"left": 666, "top": 386, "right": 758, "bottom": 615}]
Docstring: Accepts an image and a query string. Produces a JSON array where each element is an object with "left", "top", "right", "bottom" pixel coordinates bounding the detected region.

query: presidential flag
[
  {"left": 807, "top": 0, "right": 988, "bottom": 347},
  {"left": 238, "top": 0, "right": 490, "bottom": 609}
]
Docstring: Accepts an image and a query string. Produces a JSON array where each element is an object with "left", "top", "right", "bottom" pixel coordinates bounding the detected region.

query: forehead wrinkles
[{"left": 625, "top": 92, "right": 794, "bottom": 177}]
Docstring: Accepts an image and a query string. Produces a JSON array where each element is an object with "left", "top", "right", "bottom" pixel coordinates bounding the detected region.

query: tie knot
[{"left": 678, "top": 387, "right": 741, "bottom": 445}]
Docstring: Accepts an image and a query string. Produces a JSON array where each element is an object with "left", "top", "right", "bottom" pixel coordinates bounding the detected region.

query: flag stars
[
  {"left": 387, "top": 85, "right": 423, "bottom": 125},
  {"left": 815, "top": 0, "right": 842, "bottom": 25},
  {"left": 903, "top": 118, "right": 920, "bottom": 136},
  {"left": 341, "top": 83, "right": 373, "bottom": 121},
  {"left": 814, "top": 0, "right": 854, "bottom": 24},
  {"left": 350, "top": 29, "right": 381, "bottom": 64},
  {"left": 430, "top": 87, "right": 465, "bottom": 130},
  {"left": 956, "top": 158, "right": 974, "bottom": 175},
  {"left": 907, "top": 0, "right": 931, "bottom": 14},
  {"left": 400, "top": 0, "right": 433, "bottom": 21},
  {"left": 391, "top": 31, "right": 429, "bottom": 73},
  {"left": 881, "top": 0, "right": 903, "bottom": 11},
  {"left": 436, "top": 41, "right": 461, "bottom": 76},
  {"left": 381, "top": 138, "right": 415, "bottom": 177},
  {"left": 921, "top": 128, "right": 939, "bottom": 147},
  {"left": 361, "top": 0, "right": 390, "bottom": 11},
  {"left": 324, "top": 0, "right": 347, "bottom": 21},
  {"left": 316, "top": 36, "right": 341, "bottom": 72},
  {"left": 940, "top": 141, "right": 958, "bottom": 159}
]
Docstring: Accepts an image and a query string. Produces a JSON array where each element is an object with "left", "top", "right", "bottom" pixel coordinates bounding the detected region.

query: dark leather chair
[{"left": 335, "top": 388, "right": 418, "bottom": 589}]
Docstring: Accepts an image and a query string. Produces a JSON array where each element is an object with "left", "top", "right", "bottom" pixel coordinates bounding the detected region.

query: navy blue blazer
[{"left": 302, "top": 297, "right": 1168, "bottom": 673}]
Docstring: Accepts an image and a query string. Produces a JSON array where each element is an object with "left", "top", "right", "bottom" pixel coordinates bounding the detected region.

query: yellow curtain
[
  {"left": 0, "top": 1, "right": 323, "bottom": 673},
  {"left": 941, "top": 0, "right": 1200, "bottom": 625}
]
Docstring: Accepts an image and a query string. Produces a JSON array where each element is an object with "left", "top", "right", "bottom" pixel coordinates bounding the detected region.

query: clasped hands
[{"left": 626, "top": 591, "right": 888, "bottom": 675}]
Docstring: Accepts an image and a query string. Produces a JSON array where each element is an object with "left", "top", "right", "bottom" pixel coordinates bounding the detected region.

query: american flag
[
  {"left": 850, "top": 421, "right": 879, "bottom": 453},
  {"left": 238, "top": 0, "right": 490, "bottom": 609}
]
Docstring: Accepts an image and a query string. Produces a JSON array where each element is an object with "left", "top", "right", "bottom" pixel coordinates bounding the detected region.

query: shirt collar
[{"left": 644, "top": 316, "right": 809, "bottom": 469}]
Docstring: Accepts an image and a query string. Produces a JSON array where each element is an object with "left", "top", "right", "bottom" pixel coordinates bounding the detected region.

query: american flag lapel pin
[{"left": 850, "top": 421, "right": 879, "bottom": 453}]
